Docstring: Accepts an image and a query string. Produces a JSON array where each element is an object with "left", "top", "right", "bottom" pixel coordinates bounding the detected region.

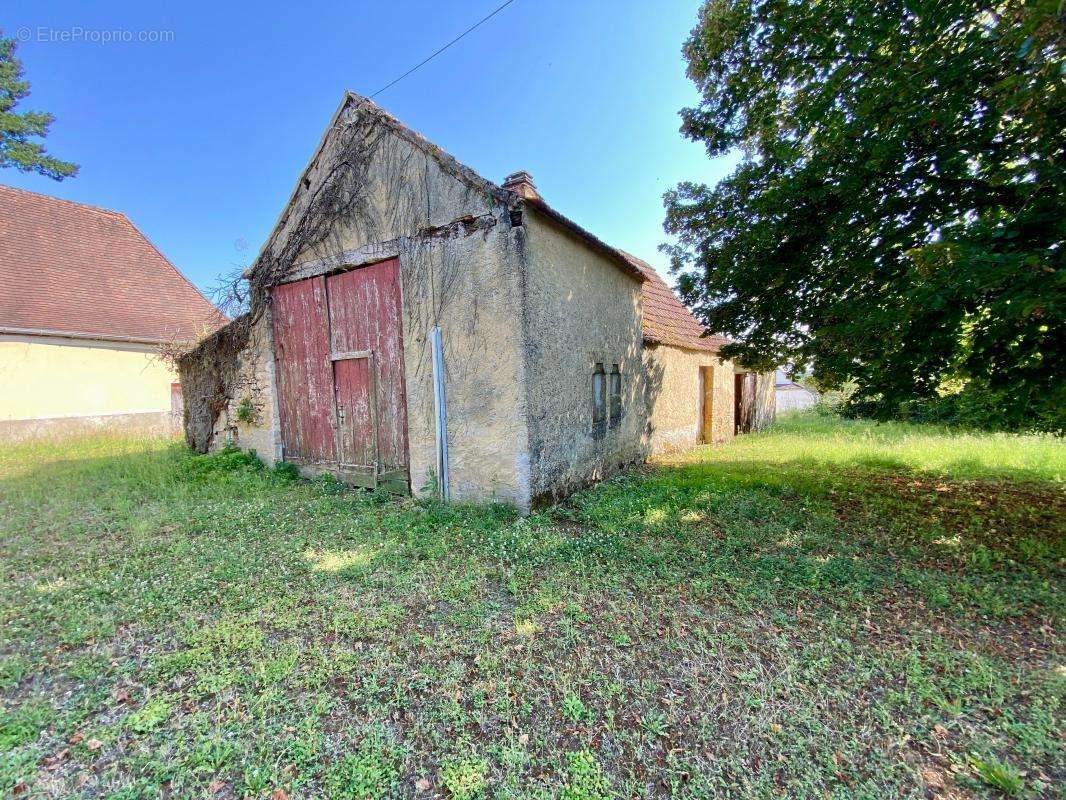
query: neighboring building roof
[
  {"left": 776, "top": 369, "right": 817, "bottom": 392},
  {"left": 619, "top": 251, "right": 731, "bottom": 353},
  {"left": 0, "top": 185, "right": 224, "bottom": 343}
]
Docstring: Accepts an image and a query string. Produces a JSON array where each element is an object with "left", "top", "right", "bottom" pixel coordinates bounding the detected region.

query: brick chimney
[{"left": 502, "top": 170, "right": 541, "bottom": 201}]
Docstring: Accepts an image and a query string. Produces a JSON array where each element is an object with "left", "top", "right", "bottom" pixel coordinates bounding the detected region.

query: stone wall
[
  {"left": 202, "top": 313, "right": 278, "bottom": 464},
  {"left": 519, "top": 210, "right": 646, "bottom": 503},
  {"left": 643, "top": 343, "right": 735, "bottom": 453},
  {"left": 235, "top": 99, "right": 533, "bottom": 509},
  {"left": 178, "top": 313, "right": 279, "bottom": 463}
]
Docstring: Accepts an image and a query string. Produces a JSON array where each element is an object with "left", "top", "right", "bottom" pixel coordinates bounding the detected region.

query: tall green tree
[
  {"left": 665, "top": 0, "right": 1064, "bottom": 429},
  {"left": 0, "top": 34, "right": 77, "bottom": 180}
]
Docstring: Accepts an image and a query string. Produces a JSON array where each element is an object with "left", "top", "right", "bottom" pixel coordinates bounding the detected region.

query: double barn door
[{"left": 271, "top": 258, "right": 409, "bottom": 490}]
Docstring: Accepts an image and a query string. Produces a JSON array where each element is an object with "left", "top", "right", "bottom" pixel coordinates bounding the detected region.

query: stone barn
[{"left": 180, "top": 92, "right": 773, "bottom": 511}]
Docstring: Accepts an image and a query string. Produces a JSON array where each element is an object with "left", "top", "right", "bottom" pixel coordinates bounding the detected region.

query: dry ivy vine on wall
[{"left": 173, "top": 109, "right": 389, "bottom": 451}]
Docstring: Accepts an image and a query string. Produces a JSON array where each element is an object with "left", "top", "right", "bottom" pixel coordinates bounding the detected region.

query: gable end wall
[{"left": 239, "top": 109, "right": 533, "bottom": 509}]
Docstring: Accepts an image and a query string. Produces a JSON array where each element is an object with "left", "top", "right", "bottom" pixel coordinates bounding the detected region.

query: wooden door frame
[
  {"left": 699, "top": 365, "right": 714, "bottom": 443},
  {"left": 734, "top": 372, "right": 745, "bottom": 434},
  {"left": 735, "top": 371, "right": 756, "bottom": 434}
]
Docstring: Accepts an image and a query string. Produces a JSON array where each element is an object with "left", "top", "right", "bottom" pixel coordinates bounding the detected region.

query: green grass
[
  {"left": 0, "top": 414, "right": 1062, "bottom": 798},
  {"left": 680, "top": 413, "right": 1066, "bottom": 482}
]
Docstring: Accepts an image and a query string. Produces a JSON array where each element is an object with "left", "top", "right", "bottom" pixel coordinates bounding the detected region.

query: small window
[
  {"left": 608, "top": 364, "right": 622, "bottom": 426},
  {"left": 592, "top": 363, "right": 606, "bottom": 429}
]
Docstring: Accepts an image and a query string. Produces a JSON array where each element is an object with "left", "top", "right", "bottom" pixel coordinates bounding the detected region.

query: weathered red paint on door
[
  {"left": 332, "top": 355, "right": 375, "bottom": 467},
  {"left": 270, "top": 277, "right": 337, "bottom": 462},
  {"left": 326, "top": 259, "right": 409, "bottom": 472},
  {"left": 270, "top": 259, "right": 409, "bottom": 484}
]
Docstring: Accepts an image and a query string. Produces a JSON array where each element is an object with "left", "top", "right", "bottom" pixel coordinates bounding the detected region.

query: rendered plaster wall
[
  {"left": 643, "top": 343, "right": 735, "bottom": 453},
  {"left": 519, "top": 210, "right": 646, "bottom": 502},
  {"left": 264, "top": 109, "right": 532, "bottom": 509},
  {"left": 777, "top": 385, "right": 819, "bottom": 414},
  {"left": 274, "top": 101, "right": 501, "bottom": 269},
  {"left": 394, "top": 221, "right": 530, "bottom": 507},
  {"left": 0, "top": 335, "right": 177, "bottom": 438}
]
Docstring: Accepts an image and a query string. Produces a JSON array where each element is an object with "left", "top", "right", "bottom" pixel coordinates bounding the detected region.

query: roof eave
[
  {"left": 0, "top": 325, "right": 188, "bottom": 346},
  {"left": 642, "top": 333, "right": 724, "bottom": 353}
]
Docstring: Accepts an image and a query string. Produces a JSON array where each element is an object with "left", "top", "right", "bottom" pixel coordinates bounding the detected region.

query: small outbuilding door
[
  {"left": 271, "top": 258, "right": 409, "bottom": 491},
  {"left": 734, "top": 372, "right": 756, "bottom": 434},
  {"left": 699, "top": 366, "right": 714, "bottom": 443}
]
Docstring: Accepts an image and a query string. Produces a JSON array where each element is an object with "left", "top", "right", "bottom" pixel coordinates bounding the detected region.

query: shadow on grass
[
  {"left": 853, "top": 455, "right": 911, "bottom": 471},
  {"left": 556, "top": 454, "right": 1064, "bottom": 621}
]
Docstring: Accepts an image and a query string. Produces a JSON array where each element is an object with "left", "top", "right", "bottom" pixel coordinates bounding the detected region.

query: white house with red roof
[{"left": 0, "top": 185, "right": 223, "bottom": 440}]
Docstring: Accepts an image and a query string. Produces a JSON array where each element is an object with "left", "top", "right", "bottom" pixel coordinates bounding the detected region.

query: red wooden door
[
  {"left": 270, "top": 277, "right": 337, "bottom": 462},
  {"left": 270, "top": 260, "right": 409, "bottom": 486},
  {"left": 326, "top": 259, "right": 409, "bottom": 473},
  {"left": 331, "top": 355, "right": 375, "bottom": 468}
]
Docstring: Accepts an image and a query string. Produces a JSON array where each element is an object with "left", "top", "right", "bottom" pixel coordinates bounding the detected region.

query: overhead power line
[{"left": 370, "top": 0, "right": 519, "bottom": 99}]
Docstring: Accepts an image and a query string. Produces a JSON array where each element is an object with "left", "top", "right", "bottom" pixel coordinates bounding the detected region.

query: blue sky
[{"left": 2, "top": 0, "right": 736, "bottom": 296}]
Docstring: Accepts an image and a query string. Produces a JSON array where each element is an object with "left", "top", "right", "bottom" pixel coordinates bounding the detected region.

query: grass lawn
[{"left": 1, "top": 413, "right": 1062, "bottom": 799}]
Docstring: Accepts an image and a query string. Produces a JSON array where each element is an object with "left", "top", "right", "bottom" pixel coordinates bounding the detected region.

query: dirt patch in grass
[{"left": 826, "top": 469, "right": 1066, "bottom": 563}]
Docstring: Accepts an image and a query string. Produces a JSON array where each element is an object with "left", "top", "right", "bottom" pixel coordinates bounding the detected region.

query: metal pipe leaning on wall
[{"left": 430, "top": 326, "right": 450, "bottom": 502}]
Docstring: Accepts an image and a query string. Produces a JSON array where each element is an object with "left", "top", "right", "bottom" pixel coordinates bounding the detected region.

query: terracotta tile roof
[
  {"left": 0, "top": 185, "right": 225, "bottom": 343},
  {"left": 619, "top": 250, "right": 731, "bottom": 353}
]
